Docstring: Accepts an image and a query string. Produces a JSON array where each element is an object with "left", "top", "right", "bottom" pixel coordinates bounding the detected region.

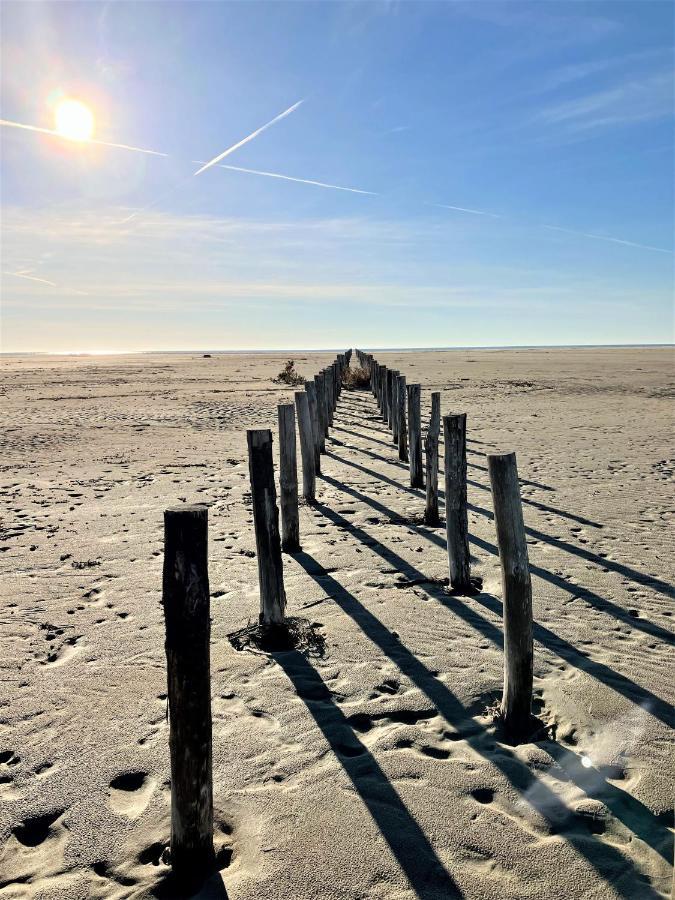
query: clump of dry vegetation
[
  {"left": 273, "top": 359, "right": 305, "bottom": 386},
  {"left": 342, "top": 366, "right": 370, "bottom": 390}
]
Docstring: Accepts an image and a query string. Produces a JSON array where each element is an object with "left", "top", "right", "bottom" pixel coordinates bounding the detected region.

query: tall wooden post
[
  {"left": 295, "top": 391, "right": 316, "bottom": 502},
  {"left": 386, "top": 369, "right": 394, "bottom": 426},
  {"left": 408, "top": 384, "right": 423, "bottom": 488},
  {"left": 380, "top": 366, "right": 388, "bottom": 419},
  {"left": 278, "top": 404, "right": 300, "bottom": 552},
  {"left": 305, "top": 380, "right": 321, "bottom": 474},
  {"left": 397, "top": 374, "right": 408, "bottom": 462},
  {"left": 162, "top": 504, "right": 215, "bottom": 881},
  {"left": 424, "top": 392, "right": 441, "bottom": 525},
  {"left": 315, "top": 372, "right": 327, "bottom": 452},
  {"left": 247, "top": 430, "right": 287, "bottom": 623},
  {"left": 443, "top": 413, "right": 471, "bottom": 590},
  {"left": 326, "top": 367, "right": 335, "bottom": 426},
  {"left": 488, "top": 452, "right": 533, "bottom": 741},
  {"left": 392, "top": 372, "right": 399, "bottom": 443}
]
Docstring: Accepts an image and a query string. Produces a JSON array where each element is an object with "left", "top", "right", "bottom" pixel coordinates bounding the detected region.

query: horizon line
[{"left": 1, "top": 342, "right": 673, "bottom": 357}]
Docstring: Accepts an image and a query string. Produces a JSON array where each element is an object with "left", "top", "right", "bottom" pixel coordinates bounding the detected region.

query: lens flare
[{"left": 54, "top": 99, "right": 95, "bottom": 141}]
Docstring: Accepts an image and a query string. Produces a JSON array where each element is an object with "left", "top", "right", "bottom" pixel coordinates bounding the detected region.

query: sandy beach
[{"left": 0, "top": 346, "right": 673, "bottom": 899}]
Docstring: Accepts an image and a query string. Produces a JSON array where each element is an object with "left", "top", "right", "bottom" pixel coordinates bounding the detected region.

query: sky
[{"left": 1, "top": 0, "right": 673, "bottom": 353}]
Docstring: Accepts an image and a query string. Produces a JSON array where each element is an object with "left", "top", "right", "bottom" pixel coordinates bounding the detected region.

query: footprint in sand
[{"left": 108, "top": 771, "right": 156, "bottom": 819}]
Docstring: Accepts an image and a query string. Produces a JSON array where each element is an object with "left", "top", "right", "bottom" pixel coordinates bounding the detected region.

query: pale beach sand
[{"left": 0, "top": 347, "right": 673, "bottom": 899}]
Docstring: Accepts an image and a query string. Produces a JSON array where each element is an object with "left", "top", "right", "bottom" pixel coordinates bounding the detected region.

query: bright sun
[{"left": 54, "top": 98, "right": 95, "bottom": 141}]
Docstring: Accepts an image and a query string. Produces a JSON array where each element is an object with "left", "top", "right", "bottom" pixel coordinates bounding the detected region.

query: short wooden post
[
  {"left": 305, "top": 381, "right": 321, "bottom": 474},
  {"left": 295, "top": 392, "right": 316, "bottom": 502},
  {"left": 408, "top": 384, "right": 423, "bottom": 487},
  {"left": 443, "top": 413, "right": 471, "bottom": 590},
  {"left": 247, "top": 430, "right": 287, "bottom": 622},
  {"left": 424, "top": 392, "right": 441, "bottom": 525},
  {"left": 278, "top": 404, "right": 300, "bottom": 552},
  {"left": 397, "top": 374, "right": 408, "bottom": 462},
  {"left": 315, "top": 373, "right": 327, "bottom": 452},
  {"left": 162, "top": 504, "right": 215, "bottom": 881},
  {"left": 487, "top": 452, "right": 533, "bottom": 740}
]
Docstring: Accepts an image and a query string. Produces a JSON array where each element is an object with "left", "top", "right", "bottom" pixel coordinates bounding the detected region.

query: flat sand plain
[{"left": 0, "top": 346, "right": 673, "bottom": 900}]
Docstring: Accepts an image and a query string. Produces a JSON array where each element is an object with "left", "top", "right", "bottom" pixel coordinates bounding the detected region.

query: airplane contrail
[
  {"left": 542, "top": 224, "right": 672, "bottom": 254},
  {"left": 2, "top": 269, "right": 89, "bottom": 295},
  {"left": 2, "top": 270, "right": 58, "bottom": 286},
  {"left": 197, "top": 162, "right": 378, "bottom": 195},
  {"left": 432, "top": 202, "right": 501, "bottom": 218},
  {"left": 192, "top": 100, "right": 304, "bottom": 177},
  {"left": 0, "top": 118, "right": 168, "bottom": 157},
  {"left": 434, "top": 200, "right": 672, "bottom": 254}
]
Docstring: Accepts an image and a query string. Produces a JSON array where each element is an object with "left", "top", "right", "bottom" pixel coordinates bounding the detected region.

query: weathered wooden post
[
  {"left": 392, "top": 372, "right": 399, "bottom": 444},
  {"left": 247, "top": 429, "right": 287, "bottom": 623},
  {"left": 162, "top": 504, "right": 215, "bottom": 882},
  {"left": 408, "top": 384, "right": 423, "bottom": 487},
  {"left": 487, "top": 452, "right": 533, "bottom": 741},
  {"left": 386, "top": 369, "right": 394, "bottom": 427},
  {"left": 326, "top": 367, "right": 335, "bottom": 426},
  {"left": 424, "top": 392, "right": 441, "bottom": 525},
  {"left": 443, "top": 413, "right": 471, "bottom": 590},
  {"left": 397, "top": 374, "right": 408, "bottom": 462},
  {"left": 295, "top": 391, "right": 316, "bottom": 502},
  {"left": 379, "top": 366, "right": 387, "bottom": 419},
  {"left": 277, "top": 405, "right": 300, "bottom": 552},
  {"left": 315, "top": 372, "right": 327, "bottom": 452},
  {"left": 305, "top": 380, "right": 321, "bottom": 474}
]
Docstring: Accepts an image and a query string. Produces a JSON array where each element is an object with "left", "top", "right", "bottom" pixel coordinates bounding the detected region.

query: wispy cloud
[
  {"left": 203, "top": 162, "right": 377, "bottom": 195},
  {"left": 192, "top": 100, "right": 304, "bottom": 177},
  {"left": 0, "top": 118, "right": 168, "bottom": 157},
  {"left": 537, "top": 69, "right": 674, "bottom": 132}
]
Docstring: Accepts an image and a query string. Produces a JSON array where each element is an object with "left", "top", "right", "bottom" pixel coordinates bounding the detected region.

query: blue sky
[{"left": 1, "top": 0, "right": 673, "bottom": 352}]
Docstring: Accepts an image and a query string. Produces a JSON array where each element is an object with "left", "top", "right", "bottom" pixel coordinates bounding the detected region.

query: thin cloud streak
[
  {"left": 542, "top": 224, "right": 672, "bottom": 254},
  {"left": 192, "top": 100, "right": 304, "bottom": 177},
  {"left": 206, "top": 162, "right": 378, "bottom": 195},
  {"left": 433, "top": 200, "right": 672, "bottom": 254},
  {"left": 2, "top": 270, "right": 57, "bottom": 286},
  {"left": 0, "top": 118, "right": 169, "bottom": 157},
  {"left": 432, "top": 202, "right": 501, "bottom": 218},
  {"left": 2, "top": 269, "right": 89, "bottom": 295}
]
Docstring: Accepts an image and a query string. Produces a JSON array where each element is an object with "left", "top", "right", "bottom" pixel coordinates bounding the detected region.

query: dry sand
[{"left": 0, "top": 346, "right": 673, "bottom": 900}]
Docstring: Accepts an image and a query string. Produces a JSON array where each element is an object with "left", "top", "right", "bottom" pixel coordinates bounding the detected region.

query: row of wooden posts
[
  {"left": 161, "top": 349, "right": 351, "bottom": 885},
  {"left": 161, "top": 347, "right": 534, "bottom": 886},
  {"left": 354, "top": 347, "right": 534, "bottom": 741}
]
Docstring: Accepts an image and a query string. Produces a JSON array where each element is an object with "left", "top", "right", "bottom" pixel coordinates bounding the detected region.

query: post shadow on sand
[
  {"left": 338, "top": 394, "right": 675, "bottom": 599},
  {"left": 291, "top": 545, "right": 664, "bottom": 899},
  {"left": 273, "top": 647, "right": 464, "bottom": 900},
  {"left": 321, "top": 450, "right": 675, "bottom": 647},
  {"left": 327, "top": 433, "right": 673, "bottom": 601},
  {"left": 317, "top": 474, "right": 675, "bottom": 730},
  {"left": 330, "top": 432, "right": 601, "bottom": 530}
]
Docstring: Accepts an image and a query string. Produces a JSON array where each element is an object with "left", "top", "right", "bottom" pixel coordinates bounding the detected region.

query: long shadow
[
  {"left": 323, "top": 453, "right": 675, "bottom": 635},
  {"left": 292, "top": 543, "right": 662, "bottom": 898},
  {"left": 318, "top": 474, "right": 674, "bottom": 729},
  {"left": 273, "top": 649, "right": 463, "bottom": 899},
  {"left": 330, "top": 436, "right": 597, "bottom": 529}
]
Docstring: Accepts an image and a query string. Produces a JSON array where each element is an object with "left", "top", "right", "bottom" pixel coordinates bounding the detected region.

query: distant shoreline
[{"left": 1, "top": 343, "right": 673, "bottom": 358}]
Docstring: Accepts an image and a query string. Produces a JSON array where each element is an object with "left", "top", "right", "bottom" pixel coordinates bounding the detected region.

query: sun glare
[{"left": 54, "top": 99, "right": 95, "bottom": 142}]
